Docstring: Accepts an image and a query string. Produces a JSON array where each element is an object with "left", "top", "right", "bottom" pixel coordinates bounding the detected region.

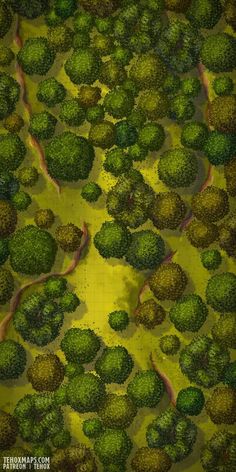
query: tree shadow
[
  {"left": 1, "top": 347, "right": 33, "bottom": 389},
  {"left": 115, "top": 272, "right": 146, "bottom": 315}
]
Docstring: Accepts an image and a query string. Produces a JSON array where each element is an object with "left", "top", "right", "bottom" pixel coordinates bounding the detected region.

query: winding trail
[
  {"left": 150, "top": 352, "right": 176, "bottom": 406},
  {"left": 0, "top": 224, "right": 89, "bottom": 342},
  {"left": 134, "top": 282, "right": 149, "bottom": 317},
  {"left": 14, "top": 16, "right": 61, "bottom": 194},
  {"left": 197, "top": 62, "right": 212, "bottom": 105},
  {"left": 163, "top": 250, "right": 177, "bottom": 264}
]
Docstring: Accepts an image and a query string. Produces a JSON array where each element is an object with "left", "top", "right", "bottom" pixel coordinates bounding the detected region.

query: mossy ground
[{"left": 0, "top": 15, "right": 236, "bottom": 472}]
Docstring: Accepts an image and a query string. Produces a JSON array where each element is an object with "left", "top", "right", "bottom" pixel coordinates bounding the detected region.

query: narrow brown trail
[
  {"left": 14, "top": 16, "right": 61, "bottom": 194},
  {"left": 0, "top": 224, "right": 89, "bottom": 341},
  {"left": 163, "top": 250, "right": 177, "bottom": 264},
  {"left": 197, "top": 62, "right": 211, "bottom": 103},
  {"left": 135, "top": 282, "right": 149, "bottom": 312},
  {"left": 150, "top": 352, "right": 176, "bottom": 406}
]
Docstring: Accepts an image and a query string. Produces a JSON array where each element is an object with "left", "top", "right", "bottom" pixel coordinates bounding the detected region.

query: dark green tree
[
  {"left": 47, "top": 25, "right": 73, "bottom": 52},
  {"left": 65, "top": 48, "right": 101, "bottom": 85},
  {"left": 146, "top": 407, "right": 197, "bottom": 462},
  {"left": 59, "top": 99, "right": 86, "bottom": 127},
  {"left": 94, "top": 429, "right": 132, "bottom": 466},
  {"left": 179, "top": 335, "right": 230, "bottom": 387},
  {"left": 127, "top": 370, "right": 164, "bottom": 408},
  {"left": 29, "top": 111, "right": 57, "bottom": 140},
  {"left": 0, "top": 3, "right": 12, "bottom": 37},
  {"left": 0, "top": 200, "right": 17, "bottom": 238},
  {"left": 67, "top": 373, "right": 106, "bottom": 413},
  {"left": 213, "top": 76, "right": 234, "bottom": 96},
  {"left": 201, "top": 249, "right": 222, "bottom": 270},
  {"left": 186, "top": 0, "right": 222, "bottom": 29},
  {"left": 176, "top": 387, "right": 205, "bottom": 416},
  {"left": 104, "top": 88, "right": 134, "bottom": 119},
  {"left": 37, "top": 78, "right": 66, "bottom": 107},
  {"left": 156, "top": 19, "right": 202, "bottom": 73},
  {"left": 159, "top": 335, "right": 180, "bottom": 355},
  {"left": 94, "top": 221, "right": 131, "bottom": 259},
  {"left": 158, "top": 148, "right": 198, "bottom": 188},
  {"left": 54, "top": 0, "right": 77, "bottom": 18},
  {"left": 0, "top": 410, "right": 18, "bottom": 450},
  {"left": 107, "top": 171, "right": 154, "bottom": 228},
  {"left": 61, "top": 328, "right": 101, "bottom": 364},
  {"left": 0, "top": 340, "right": 26, "bottom": 380},
  {"left": 0, "top": 133, "right": 26, "bottom": 172},
  {"left": 125, "top": 230, "right": 165, "bottom": 270},
  {"left": 89, "top": 121, "right": 116, "bottom": 149},
  {"left": 0, "top": 46, "right": 14, "bottom": 67},
  {"left": 201, "top": 431, "right": 236, "bottom": 471},
  {"left": 170, "top": 294, "right": 208, "bottom": 332},
  {"left": 206, "top": 272, "right": 236, "bottom": 312},
  {"left": 45, "top": 132, "right": 95, "bottom": 182},
  {"left": 129, "top": 53, "right": 167, "bottom": 90},
  {"left": 98, "top": 393, "right": 137, "bottom": 428},
  {"left": 108, "top": 311, "right": 129, "bottom": 332},
  {"left": 83, "top": 418, "right": 103, "bottom": 439},
  {"left": 10, "top": 0, "right": 48, "bottom": 19},
  {"left": 81, "top": 182, "right": 102, "bottom": 202},
  {"left": 17, "top": 38, "right": 55, "bottom": 75},
  {"left": 201, "top": 33, "right": 236, "bottom": 72},
  {"left": 9, "top": 225, "right": 57, "bottom": 275},
  {"left": 95, "top": 346, "right": 133, "bottom": 384}
]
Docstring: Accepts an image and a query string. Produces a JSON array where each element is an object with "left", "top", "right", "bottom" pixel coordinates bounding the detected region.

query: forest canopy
[{"left": 0, "top": 1, "right": 236, "bottom": 471}]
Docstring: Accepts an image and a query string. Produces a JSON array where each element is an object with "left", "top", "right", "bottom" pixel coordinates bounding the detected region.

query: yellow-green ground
[{"left": 0, "top": 15, "right": 236, "bottom": 472}]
